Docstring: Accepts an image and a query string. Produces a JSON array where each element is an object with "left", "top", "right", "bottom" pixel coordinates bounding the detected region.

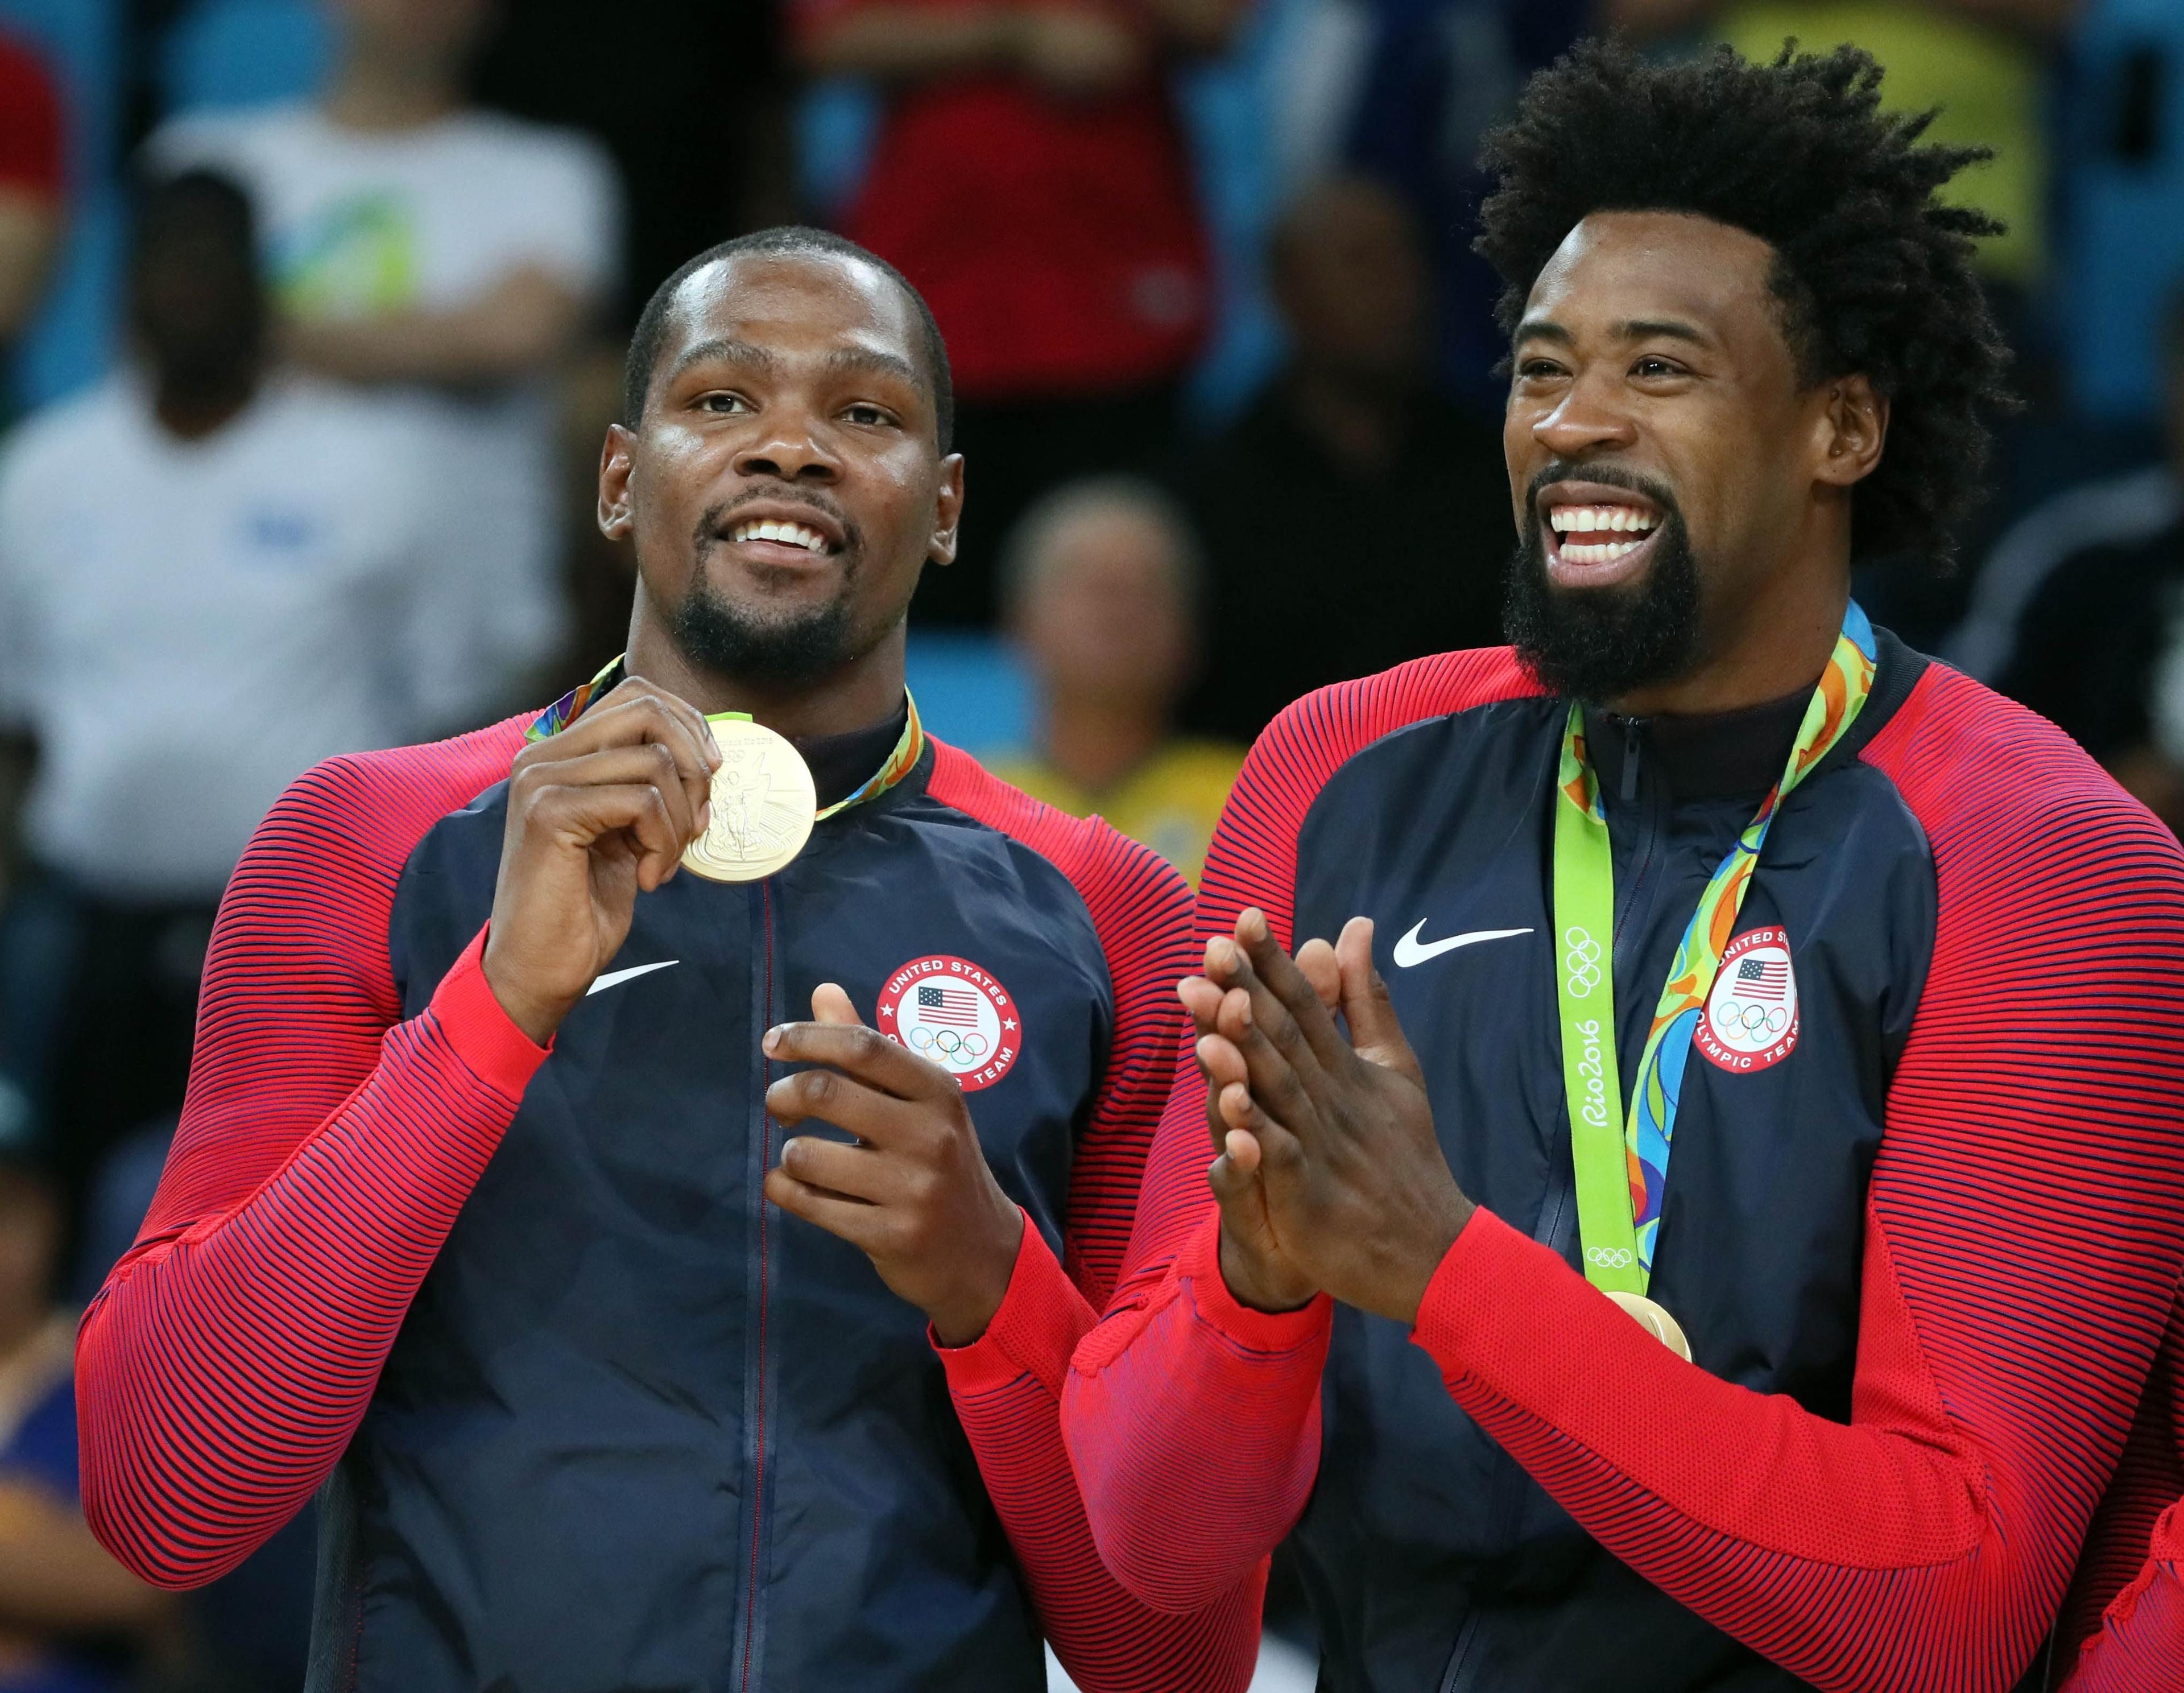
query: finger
[
  {"left": 1195, "top": 1030, "right": 1248, "bottom": 1091},
  {"left": 764, "top": 1065, "right": 924, "bottom": 1143},
  {"left": 1222, "top": 1125, "right": 1262, "bottom": 1173},
  {"left": 764, "top": 1165, "right": 888, "bottom": 1249},
  {"left": 1234, "top": 910, "right": 1353, "bottom": 1073},
  {"left": 527, "top": 781, "right": 683, "bottom": 890},
  {"left": 1208, "top": 964, "right": 1323, "bottom": 1137},
  {"left": 550, "top": 686, "right": 721, "bottom": 800},
  {"left": 811, "top": 982, "right": 861, "bottom": 1025},
  {"left": 1215, "top": 1080, "right": 1307, "bottom": 1184},
  {"left": 764, "top": 1021, "right": 956, "bottom": 1106},
  {"left": 1177, "top": 974, "right": 1225, "bottom": 1034},
  {"left": 776, "top": 1133, "right": 892, "bottom": 1205},
  {"left": 530, "top": 743, "right": 700, "bottom": 848},
  {"left": 1336, "top": 917, "right": 1425, "bottom": 1083},
  {"left": 1294, "top": 938, "right": 1341, "bottom": 1010}
]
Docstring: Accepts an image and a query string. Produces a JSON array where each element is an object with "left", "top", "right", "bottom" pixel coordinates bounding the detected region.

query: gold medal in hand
[{"left": 682, "top": 717, "right": 817, "bottom": 882}]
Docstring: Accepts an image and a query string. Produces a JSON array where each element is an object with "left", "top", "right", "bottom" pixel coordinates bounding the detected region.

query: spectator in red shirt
[
  {"left": 0, "top": 28, "right": 63, "bottom": 418},
  {"left": 797, "top": 0, "right": 1243, "bottom": 626}
]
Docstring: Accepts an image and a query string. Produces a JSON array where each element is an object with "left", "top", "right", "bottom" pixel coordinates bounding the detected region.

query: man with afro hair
[{"left": 1060, "top": 38, "right": 2184, "bottom": 1692}]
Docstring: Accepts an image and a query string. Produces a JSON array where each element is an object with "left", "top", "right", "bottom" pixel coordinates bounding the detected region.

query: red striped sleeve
[
  {"left": 1401, "top": 666, "right": 2184, "bottom": 1691},
  {"left": 2062, "top": 1301, "right": 2184, "bottom": 1688},
  {"left": 75, "top": 722, "right": 539, "bottom": 1588},
  {"left": 1064, "top": 651, "right": 1543, "bottom": 1611},
  {"left": 923, "top": 740, "right": 1263, "bottom": 1691}
]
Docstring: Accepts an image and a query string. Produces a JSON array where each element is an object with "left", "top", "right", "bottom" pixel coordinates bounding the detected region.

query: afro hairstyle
[{"left": 1474, "top": 37, "right": 2014, "bottom": 570}]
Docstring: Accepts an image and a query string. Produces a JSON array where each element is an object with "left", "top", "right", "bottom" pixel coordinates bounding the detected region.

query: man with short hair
[
  {"left": 151, "top": 0, "right": 624, "bottom": 706},
  {"left": 0, "top": 170, "right": 479, "bottom": 1187},
  {"left": 1064, "top": 43, "right": 2184, "bottom": 1690},
  {"left": 76, "top": 227, "right": 1260, "bottom": 1691}
]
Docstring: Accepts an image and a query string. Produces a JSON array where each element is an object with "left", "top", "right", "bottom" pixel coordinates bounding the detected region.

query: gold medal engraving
[
  {"left": 682, "top": 719, "right": 817, "bottom": 882},
  {"left": 1605, "top": 1290, "right": 1693, "bottom": 1362}
]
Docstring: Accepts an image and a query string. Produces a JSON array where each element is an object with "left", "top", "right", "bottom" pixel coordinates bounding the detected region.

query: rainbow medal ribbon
[
  {"left": 1551, "top": 602, "right": 1877, "bottom": 1360},
  {"left": 527, "top": 658, "right": 925, "bottom": 882}
]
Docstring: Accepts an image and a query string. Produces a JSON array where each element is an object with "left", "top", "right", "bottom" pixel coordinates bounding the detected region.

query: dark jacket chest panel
[
  {"left": 1285, "top": 681, "right": 1937, "bottom": 1693},
  {"left": 311, "top": 766, "right": 1110, "bottom": 1693}
]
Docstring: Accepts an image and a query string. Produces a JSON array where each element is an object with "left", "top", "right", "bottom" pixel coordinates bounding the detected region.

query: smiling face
[
  {"left": 1502, "top": 210, "right": 1884, "bottom": 707},
  {"left": 601, "top": 250, "right": 962, "bottom": 693}
]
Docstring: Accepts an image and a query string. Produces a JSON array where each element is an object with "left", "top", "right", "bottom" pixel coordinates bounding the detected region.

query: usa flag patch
[
  {"left": 875, "top": 955, "right": 1022, "bottom": 1091},
  {"left": 1696, "top": 926, "right": 1800, "bottom": 1073}
]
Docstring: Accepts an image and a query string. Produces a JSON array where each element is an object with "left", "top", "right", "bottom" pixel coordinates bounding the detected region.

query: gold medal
[
  {"left": 1605, "top": 1290, "right": 1693, "bottom": 1362},
  {"left": 681, "top": 717, "right": 817, "bottom": 882}
]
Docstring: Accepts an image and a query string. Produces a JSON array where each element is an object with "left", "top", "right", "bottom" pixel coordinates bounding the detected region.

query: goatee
[
  {"left": 1503, "top": 485, "right": 1702, "bottom": 704},
  {"left": 668, "top": 580, "right": 858, "bottom": 689}
]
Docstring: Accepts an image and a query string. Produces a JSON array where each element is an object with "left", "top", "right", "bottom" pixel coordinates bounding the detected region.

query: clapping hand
[{"left": 1179, "top": 910, "right": 1474, "bottom": 1326}]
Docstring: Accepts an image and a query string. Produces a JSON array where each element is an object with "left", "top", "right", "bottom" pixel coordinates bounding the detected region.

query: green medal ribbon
[{"left": 1552, "top": 602, "right": 1877, "bottom": 1299}]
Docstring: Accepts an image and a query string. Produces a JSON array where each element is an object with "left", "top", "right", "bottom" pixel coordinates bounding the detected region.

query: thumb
[
  {"left": 1337, "top": 918, "right": 1424, "bottom": 1085},
  {"left": 811, "top": 982, "right": 862, "bottom": 1025}
]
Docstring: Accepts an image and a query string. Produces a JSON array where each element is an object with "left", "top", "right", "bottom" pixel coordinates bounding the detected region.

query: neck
[
  {"left": 1608, "top": 561, "right": 1851, "bottom": 719},
  {"left": 1284, "top": 365, "right": 1411, "bottom": 478},
  {"left": 155, "top": 370, "right": 257, "bottom": 440},
  {"left": 624, "top": 615, "right": 909, "bottom": 741},
  {"left": 322, "top": 44, "right": 462, "bottom": 131},
  {"left": 1041, "top": 692, "right": 1167, "bottom": 793}
]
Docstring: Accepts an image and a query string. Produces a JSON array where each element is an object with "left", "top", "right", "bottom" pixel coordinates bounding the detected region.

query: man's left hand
[
  {"left": 1199, "top": 910, "right": 1475, "bottom": 1326},
  {"left": 763, "top": 986, "right": 1025, "bottom": 1346}
]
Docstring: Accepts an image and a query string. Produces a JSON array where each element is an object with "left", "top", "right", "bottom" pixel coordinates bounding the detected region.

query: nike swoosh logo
[
  {"left": 586, "top": 959, "right": 680, "bottom": 997},
  {"left": 1391, "top": 923, "right": 1533, "bottom": 968}
]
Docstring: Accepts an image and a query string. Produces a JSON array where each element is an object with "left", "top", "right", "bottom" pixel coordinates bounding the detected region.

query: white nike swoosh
[
  {"left": 585, "top": 959, "right": 680, "bottom": 996},
  {"left": 1391, "top": 923, "right": 1533, "bottom": 968}
]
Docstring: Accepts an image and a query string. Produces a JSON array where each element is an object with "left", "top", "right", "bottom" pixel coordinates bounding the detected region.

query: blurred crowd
[{"left": 0, "top": 0, "right": 2179, "bottom": 1685}]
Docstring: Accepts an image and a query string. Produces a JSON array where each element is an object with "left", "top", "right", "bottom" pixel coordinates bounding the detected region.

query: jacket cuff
[
  {"left": 429, "top": 927, "right": 552, "bottom": 1100},
  {"left": 1177, "top": 1207, "right": 1332, "bottom": 1351},
  {"left": 936, "top": 1212, "right": 1094, "bottom": 1399}
]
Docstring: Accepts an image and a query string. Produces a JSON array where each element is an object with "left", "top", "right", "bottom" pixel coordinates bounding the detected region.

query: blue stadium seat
[{"left": 160, "top": 0, "right": 330, "bottom": 115}]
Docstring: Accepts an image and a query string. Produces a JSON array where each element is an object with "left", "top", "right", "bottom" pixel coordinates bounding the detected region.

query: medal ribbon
[
  {"left": 525, "top": 655, "right": 926, "bottom": 820},
  {"left": 1553, "top": 602, "right": 1876, "bottom": 1296}
]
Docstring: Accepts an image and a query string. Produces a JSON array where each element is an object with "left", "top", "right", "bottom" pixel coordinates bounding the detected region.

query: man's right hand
[{"left": 481, "top": 680, "right": 719, "bottom": 1044}]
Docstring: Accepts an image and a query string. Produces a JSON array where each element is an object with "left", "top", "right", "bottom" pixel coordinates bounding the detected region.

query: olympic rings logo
[
  {"left": 909, "top": 1025, "right": 991, "bottom": 1062},
  {"left": 1563, "top": 927, "right": 1603, "bottom": 996},
  {"left": 1586, "top": 1246, "right": 1635, "bottom": 1269}
]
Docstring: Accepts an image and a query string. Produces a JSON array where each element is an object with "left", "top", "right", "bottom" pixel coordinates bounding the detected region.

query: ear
[
  {"left": 598, "top": 422, "right": 637, "bottom": 541},
  {"left": 926, "top": 452, "right": 966, "bottom": 568},
  {"left": 1812, "top": 374, "right": 1888, "bottom": 491}
]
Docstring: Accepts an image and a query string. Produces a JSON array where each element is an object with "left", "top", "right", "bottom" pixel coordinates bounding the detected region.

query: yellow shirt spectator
[{"left": 992, "top": 740, "right": 1246, "bottom": 887}]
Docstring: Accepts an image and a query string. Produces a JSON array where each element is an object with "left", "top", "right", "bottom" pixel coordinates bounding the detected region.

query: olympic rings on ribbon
[
  {"left": 1563, "top": 927, "right": 1603, "bottom": 996},
  {"left": 1586, "top": 1245, "right": 1635, "bottom": 1268}
]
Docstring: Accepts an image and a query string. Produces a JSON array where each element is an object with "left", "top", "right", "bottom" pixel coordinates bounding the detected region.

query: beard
[
  {"left": 1502, "top": 470, "right": 1703, "bottom": 704},
  {"left": 663, "top": 495, "right": 875, "bottom": 689}
]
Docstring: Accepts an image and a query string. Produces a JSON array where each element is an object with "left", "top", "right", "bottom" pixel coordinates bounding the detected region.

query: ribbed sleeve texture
[
  {"left": 76, "top": 721, "right": 540, "bottom": 1588},
  {"left": 1066, "top": 656, "right": 2184, "bottom": 1692}
]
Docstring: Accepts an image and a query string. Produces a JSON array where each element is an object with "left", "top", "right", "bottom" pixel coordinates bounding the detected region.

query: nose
[
  {"left": 1531, "top": 373, "right": 1639, "bottom": 461},
  {"left": 734, "top": 410, "right": 843, "bottom": 485}
]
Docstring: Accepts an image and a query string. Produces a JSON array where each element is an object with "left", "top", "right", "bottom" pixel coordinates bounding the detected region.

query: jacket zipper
[{"left": 737, "top": 882, "right": 779, "bottom": 1692}]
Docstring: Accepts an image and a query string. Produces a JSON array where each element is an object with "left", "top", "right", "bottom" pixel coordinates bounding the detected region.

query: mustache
[
  {"left": 1523, "top": 461, "right": 1683, "bottom": 532},
  {"left": 693, "top": 486, "right": 863, "bottom": 557}
]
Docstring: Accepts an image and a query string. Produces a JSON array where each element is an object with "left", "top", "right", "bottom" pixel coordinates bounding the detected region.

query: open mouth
[
  {"left": 1538, "top": 486, "right": 1667, "bottom": 586},
  {"left": 713, "top": 506, "right": 848, "bottom": 569}
]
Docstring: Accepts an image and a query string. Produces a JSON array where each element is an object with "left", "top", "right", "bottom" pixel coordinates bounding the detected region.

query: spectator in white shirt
[
  {"left": 149, "top": 0, "right": 624, "bottom": 705},
  {"left": 0, "top": 170, "right": 484, "bottom": 1195}
]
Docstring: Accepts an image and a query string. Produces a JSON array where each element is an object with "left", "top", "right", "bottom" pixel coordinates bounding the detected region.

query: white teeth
[
  {"left": 1548, "top": 503, "right": 1660, "bottom": 535},
  {"left": 1559, "top": 539, "right": 1646, "bottom": 564},
  {"left": 730, "top": 519, "right": 828, "bottom": 553}
]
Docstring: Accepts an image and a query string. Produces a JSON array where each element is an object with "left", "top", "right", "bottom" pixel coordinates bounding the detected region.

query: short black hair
[
  {"left": 622, "top": 226, "right": 954, "bottom": 453},
  {"left": 134, "top": 167, "right": 256, "bottom": 258},
  {"left": 1475, "top": 38, "right": 2013, "bottom": 569}
]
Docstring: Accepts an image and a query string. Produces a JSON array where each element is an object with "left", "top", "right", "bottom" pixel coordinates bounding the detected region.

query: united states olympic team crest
[
  {"left": 1696, "top": 926, "right": 1800, "bottom": 1073},
  {"left": 876, "top": 955, "right": 1021, "bottom": 1092}
]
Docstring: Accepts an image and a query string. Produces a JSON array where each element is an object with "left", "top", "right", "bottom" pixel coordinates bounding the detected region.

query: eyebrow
[
  {"left": 1514, "top": 316, "right": 1713, "bottom": 348},
  {"left": 825, "top": 345, "right": 924, "bottom": 391},
  {"left": 665, "top": 337, "right": 777, "bottom": 385}
]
